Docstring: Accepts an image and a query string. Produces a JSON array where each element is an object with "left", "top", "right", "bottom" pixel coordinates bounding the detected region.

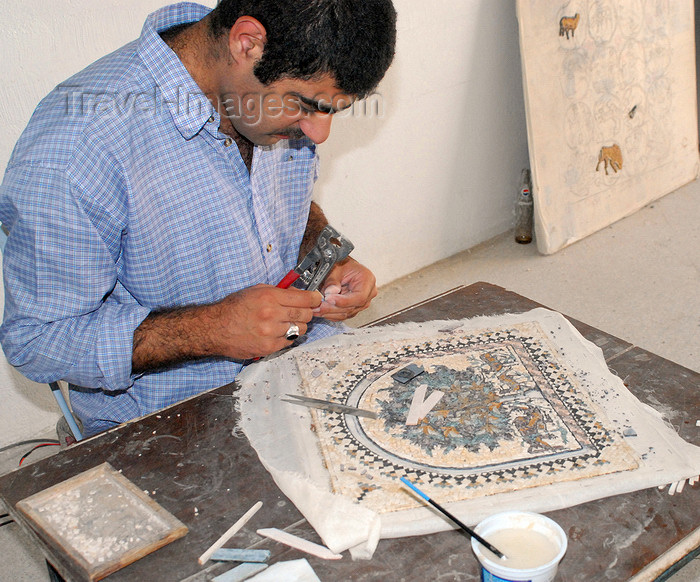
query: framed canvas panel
[{"left": 516, "top": 0, "right": 699, "bottom": 254}]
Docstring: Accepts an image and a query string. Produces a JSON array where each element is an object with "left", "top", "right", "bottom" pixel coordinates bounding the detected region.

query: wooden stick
[
  {"left": 198, "top": 501, "right": 263, "bottom": 565},
  {"left": 256, "top": 528, "right": 343, "bottom": 560}
]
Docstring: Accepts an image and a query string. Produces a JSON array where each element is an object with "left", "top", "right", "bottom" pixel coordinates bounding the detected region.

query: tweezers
[{"left": 282, "top": 394, "right": 378, "bottom": 419}]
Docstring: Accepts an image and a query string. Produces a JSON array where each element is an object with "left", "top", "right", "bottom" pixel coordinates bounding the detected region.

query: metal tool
[
  {"left": 277, "top": 225, "right": 354, "bottom": 291},
  {"left": 392, "top": 364, "right": 424, "bottom": 384},
  {"left": 251, "top": 225, "right": 353, "bottom": 361},
  {"left": 282, "top": 394, "right": 378, "bottom": 419}
]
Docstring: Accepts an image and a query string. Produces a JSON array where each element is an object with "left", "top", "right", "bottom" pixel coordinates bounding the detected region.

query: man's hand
[
  {"left": 133, "top": 285, "right": 323, "bottom": 371},
  {"left": 208, "top": 285, "right": 324, "bottom": 358},
  {"left": 313, "top": 257, "right": 377, "bottom": 321}
]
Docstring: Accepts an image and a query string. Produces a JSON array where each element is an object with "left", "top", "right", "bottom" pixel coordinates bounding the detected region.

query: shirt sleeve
[{"left": 0, "top": 163, "right": 150, "bottom": 391}]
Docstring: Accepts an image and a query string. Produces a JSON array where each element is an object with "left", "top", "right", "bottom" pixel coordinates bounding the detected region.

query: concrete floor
[{"left": 0, "top": 181, "right": 698, "bottom": 580}]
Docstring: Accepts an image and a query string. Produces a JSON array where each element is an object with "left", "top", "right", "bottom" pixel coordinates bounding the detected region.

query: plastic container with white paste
[{"left": 471, "top": 511, "right": 567, "bottom": 582}]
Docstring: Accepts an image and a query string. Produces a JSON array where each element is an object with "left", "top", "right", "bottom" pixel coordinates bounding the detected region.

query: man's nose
[{"left": 299, "top": 114, "right": 333, "bottom": 144}]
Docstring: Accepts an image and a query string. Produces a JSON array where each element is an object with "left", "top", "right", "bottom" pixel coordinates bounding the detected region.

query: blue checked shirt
[{"left": 0, "top": 3, "right": 342, "bottom": 436}]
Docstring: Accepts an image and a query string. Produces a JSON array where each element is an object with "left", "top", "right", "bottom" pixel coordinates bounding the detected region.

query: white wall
[
  {"left": 316, "top": 2, "right": 529, "bottom": 283},
  {"left": 0, "top": 0, "right": 529, "bottom": 446}
]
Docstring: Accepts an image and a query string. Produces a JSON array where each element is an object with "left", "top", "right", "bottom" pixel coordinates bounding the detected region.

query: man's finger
[{"left": 277, "top": 287, "right": 323, "bottom": 308}]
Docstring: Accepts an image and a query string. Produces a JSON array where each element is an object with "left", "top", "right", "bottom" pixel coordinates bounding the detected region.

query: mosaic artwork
[{"left": 293, "top": 321, "right": 639, "bottom": 513}]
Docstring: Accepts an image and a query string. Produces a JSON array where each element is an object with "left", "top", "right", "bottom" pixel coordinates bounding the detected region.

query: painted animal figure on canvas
[
  {"left": 559, "top": 13, "right": 580, "bottom": 39},
  {"left": 596, "top": 144, "right": 623, "bottom": 175}
]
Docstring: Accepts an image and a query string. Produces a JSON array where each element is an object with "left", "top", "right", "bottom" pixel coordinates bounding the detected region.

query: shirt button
[
  {"left": 224, "top": 138, "right": 233, "bottom": 147},
  {"left": 208, "top": 115, "right": 215, "bottom": 123},
  {"left": 266, "top": 244, "right": 272, "bottom": 252}
]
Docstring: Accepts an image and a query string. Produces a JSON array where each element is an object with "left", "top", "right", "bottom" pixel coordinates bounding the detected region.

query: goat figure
[
  {"left": 559, "top": 13, "right": 580, "bottom": 39},
  {"left": 596, "top": 144, "right": 623, "bottom": 175}
]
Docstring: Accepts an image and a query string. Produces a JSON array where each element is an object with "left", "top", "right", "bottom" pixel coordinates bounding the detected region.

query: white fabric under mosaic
[{"left": 237, "top": 309, "right": 700, "bottom": 558}]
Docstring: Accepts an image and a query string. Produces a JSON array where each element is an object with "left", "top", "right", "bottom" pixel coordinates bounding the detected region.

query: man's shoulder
[
  {"left": 66, "top": 39, "right": 145, "bottom": 93},
  {"left": 7, "top": 42, "right": 159, "bottom": 173}
]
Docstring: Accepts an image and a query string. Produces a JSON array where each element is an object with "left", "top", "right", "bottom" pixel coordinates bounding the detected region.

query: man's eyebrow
[{"left": 296, "top": 94, "right": 354, "bottom": 114}]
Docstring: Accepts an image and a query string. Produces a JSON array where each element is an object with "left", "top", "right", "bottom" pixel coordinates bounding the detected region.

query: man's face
[{"left": 220, "top": 74, "right": 354, "bottom": 146}]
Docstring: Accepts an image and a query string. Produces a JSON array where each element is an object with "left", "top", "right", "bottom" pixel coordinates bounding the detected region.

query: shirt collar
[{"left": 137, "top": 3, "right": 215, "bottom": 140}]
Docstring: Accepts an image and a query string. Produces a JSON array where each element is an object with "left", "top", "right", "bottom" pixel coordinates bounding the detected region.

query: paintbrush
[{"left": 400, "top": 477, "right": 507, "bottom": 559}]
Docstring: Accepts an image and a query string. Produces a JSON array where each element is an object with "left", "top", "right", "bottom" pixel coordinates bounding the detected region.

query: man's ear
[{"left": 227, "top": 16, "right": 266, "bottom": 64}]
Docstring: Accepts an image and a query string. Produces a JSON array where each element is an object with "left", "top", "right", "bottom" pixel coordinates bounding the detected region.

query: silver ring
[{"left": 285, "top": 323, "right": 300, "bottom": 341}]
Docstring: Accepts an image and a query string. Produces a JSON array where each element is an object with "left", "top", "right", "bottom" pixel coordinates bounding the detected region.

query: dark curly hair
[{"left": 209, "top": 0, "right": 397, "bottom": 97}]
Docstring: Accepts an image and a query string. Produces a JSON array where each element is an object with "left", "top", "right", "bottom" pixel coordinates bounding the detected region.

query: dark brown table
[{"left": 1, "top": 283, "right": 698, "bottom": 581}]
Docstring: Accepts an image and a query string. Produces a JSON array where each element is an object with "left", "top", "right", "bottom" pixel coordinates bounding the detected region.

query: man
[{"left": 0, "top": 1, "right": 397, "bottom": 436}]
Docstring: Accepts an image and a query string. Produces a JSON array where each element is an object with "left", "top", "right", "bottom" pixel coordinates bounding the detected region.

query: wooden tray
[{"left": 17, "top": 462, "right": 187, "bottom": 581}]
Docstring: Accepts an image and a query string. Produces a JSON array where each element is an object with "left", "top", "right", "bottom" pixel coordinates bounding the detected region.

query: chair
[{"left": 49, "top": 383, "right": 83, "bottom": 441}]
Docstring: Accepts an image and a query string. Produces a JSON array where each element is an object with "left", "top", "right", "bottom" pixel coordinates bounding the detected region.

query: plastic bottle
[{"left": 514, "top": 168, "right": 533, "bottom": 244}]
